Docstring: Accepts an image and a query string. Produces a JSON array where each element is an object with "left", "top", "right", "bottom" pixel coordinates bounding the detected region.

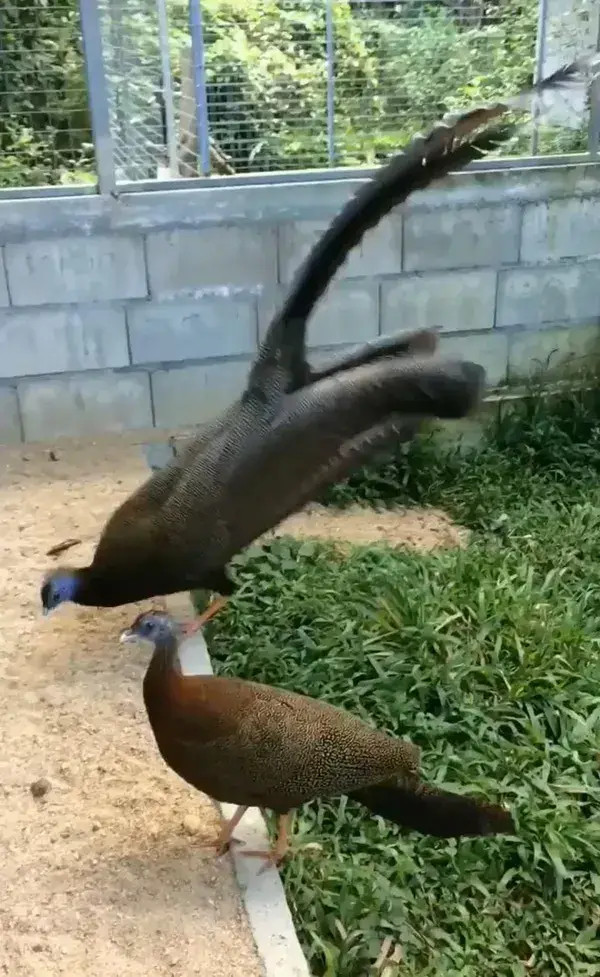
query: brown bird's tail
[{"left": 350, "top": 782, "right": 514, "bottom": 838}]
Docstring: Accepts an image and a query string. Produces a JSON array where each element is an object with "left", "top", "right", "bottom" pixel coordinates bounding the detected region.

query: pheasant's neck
[{"left": 142, "top": 637, "right": 181, "bottom": 722}]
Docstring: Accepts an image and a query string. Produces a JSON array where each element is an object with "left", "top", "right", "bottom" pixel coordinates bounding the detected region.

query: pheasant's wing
[{"left": 154, "top": 355, "right": 483, "bottom": 579}]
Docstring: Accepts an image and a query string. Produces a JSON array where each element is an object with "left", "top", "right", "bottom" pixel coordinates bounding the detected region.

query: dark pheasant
[
  {"left": 120, "top": 610, "right": 515, "bottom": 868},
  {"left": 40, "top": 57, "right": 598, "bottom": 624}
]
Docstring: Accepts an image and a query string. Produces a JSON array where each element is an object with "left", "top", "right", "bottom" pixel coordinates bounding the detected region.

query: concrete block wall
[{"left": 0, "top": 161, "right": 599, "bottom": 444}]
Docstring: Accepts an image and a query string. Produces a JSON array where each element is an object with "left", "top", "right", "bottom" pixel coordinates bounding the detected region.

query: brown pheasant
[{"left": 120, "top": 610, "right": 515, "bottom": 870}]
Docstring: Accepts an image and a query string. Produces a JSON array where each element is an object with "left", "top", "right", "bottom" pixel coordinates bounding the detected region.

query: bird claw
[
  {"left": 240, "top": 846, "right": 288, "bottom": 874},
  {"left": 213, "top": 835, "right": 244, "bottom": 858},
  {"left": 197, "top": 831, "right": 244, "bottom": 857}
]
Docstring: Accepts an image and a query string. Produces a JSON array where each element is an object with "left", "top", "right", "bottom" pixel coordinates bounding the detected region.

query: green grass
[{"left": 197, "top": 385, "right": 600, "bottom": 977}]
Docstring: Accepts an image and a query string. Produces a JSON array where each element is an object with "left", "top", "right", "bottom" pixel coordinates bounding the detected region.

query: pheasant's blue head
[
  {"left": 40, "top": 569, "right": 80, "bottom": 614},
  {"left": 120, "top": 610, "right": 179, "bottom": 646}
]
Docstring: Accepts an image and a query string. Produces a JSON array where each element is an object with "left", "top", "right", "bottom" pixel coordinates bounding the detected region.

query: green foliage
[
  {"left": 191, "top": 0, "right": 586, "bottom": 169},
  {"left": 201, "top": 387, "right": 600, "bottom": 976},
  {"left": 0, "top": 0, "right": 94, "bottom": 188},
  {"left": 2, "top": 0, "right": 589, "bottom": 185},
  {"left": 169, "top": 0, "right": 382, "bottom": 169}
]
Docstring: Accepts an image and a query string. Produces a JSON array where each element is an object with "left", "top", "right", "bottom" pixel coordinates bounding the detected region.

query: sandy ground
[
  {"left": 0, "top": 433, "right": 262, "bottom": 977},
  {"left": 277, "top": 501, "right": 468, "bottom": 551},
  {"left": 0, "top": 432, "right": 466, "bottom": 977}
]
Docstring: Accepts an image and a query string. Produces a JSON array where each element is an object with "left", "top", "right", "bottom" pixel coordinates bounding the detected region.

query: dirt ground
[
  {"left": 0, "top": 433, "right": 262, "bottom": 977},
  {"left": 277, "top": 502, "right": 468, "bottom": 551},
  {"left": 0, "top": 432, "right": 466, "bottom": 977}
]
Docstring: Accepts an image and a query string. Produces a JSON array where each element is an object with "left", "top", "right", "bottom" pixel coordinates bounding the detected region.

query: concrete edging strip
[{"left": 166, "top": 594, "right": 312, "bottom": 977}]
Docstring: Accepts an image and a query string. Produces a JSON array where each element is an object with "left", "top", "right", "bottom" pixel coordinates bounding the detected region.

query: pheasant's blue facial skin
[
  {"left": 40, "top": 572, "right": 79, "bottom": 614},
  {"left": 120, "top": 611, "right": 177, "bottom": 645}
]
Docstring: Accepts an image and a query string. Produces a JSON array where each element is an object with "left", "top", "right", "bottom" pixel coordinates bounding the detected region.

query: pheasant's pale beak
[{"left": 119, "top": 628, "right": 137, "bottom": 644}]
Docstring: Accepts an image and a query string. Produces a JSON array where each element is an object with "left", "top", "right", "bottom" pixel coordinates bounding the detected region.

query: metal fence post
[
  {"left": 325, "top": 0, "right": 335, "bottom": 166},
  {"left": 188, "top": 0, "right": 211, "bottom": 176},
  {"left": 588, "top": 22, "right": 600, "bottom": 158},
  {"left": 157, "top": 0, "right": 178, "bottom": 176},
  {"left": 589, "top": 80, "right": 600, "bottom": 158},
  {"left": 530, "top": 0, "right": 549, "bottom": 156},
  {"left": 79, "top": 0, "right": 117, "bottom": 194}
]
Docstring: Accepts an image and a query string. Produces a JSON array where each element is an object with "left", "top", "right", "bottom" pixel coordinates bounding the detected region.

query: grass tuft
[{"left": 194, "top": 383, "right": 600, "bottom": 977}]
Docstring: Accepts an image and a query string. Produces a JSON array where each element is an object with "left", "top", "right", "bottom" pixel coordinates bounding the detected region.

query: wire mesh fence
[
  {"left": 0, "top": 0, "right": 598, "bottom": 192},
  {"left": 91, "top": 0, "right": 600, "bottom": 183},
  {"left": 97, "top": 0, "right": 169, "bottom": 182},
  {"left": 0, "top": 1, "right": 95, "bottom": 189}
]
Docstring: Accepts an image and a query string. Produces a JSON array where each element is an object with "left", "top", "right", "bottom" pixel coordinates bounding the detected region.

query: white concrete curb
[{"left": 166, "top": 594, "right": 312, "bottom": 977}]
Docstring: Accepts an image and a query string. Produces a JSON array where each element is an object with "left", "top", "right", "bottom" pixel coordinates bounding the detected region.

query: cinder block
[
  {"left": 146, "top": 226, "right": 278, "bottom": 296},
  {"left": 521, "top": 196, "right": 600, "bottom": 264},
  {"left": 127, "top": 298, "right": 257, "bottom": 365},
  {"left": 257, "top": 284, "right": 285, "bottom": 341},
  {"left": 403, "top": 205, "right": 520, "bottom": 271},
  {"left": 0, "top": 306, "right": 129, "bottom": 378},
  {"left": 381, "top": 269, "right": 497, "bottom": 334},
  {"left": 0, "top": 386, "right": 22, "bottom": 443},
  {"left": 5, "top": 235, "right": 147, "bottom": 306},
  {"left": 0, "top": 251, "right": 9, "bottom": 307},
  {"left": 278, "top": 215, "right": 402, "bottom": 284},
  {"left": 437, "top": 330, "right": 509, "bottom": 387},
  {"left": 508, "top": 323, "right": 600, "bottom": 381},
  {"left": 19, "top": 370, "right": 152, "bottom": 441},
  {"left": 497, "top": 260, "right": 600, "bottom": 328},
  {"left": 258, "top": 281, "right": 379, "bottom": 348},
  {"left": 307, "top": 281, "right": 379, "bottom": 348},
  {"left": 151, "top": 360, "right": 251, "bottom": 429}
]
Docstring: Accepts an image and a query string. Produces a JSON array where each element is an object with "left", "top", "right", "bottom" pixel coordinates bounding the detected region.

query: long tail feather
[
  {"left": 251, "top": 54, "right": 599, "bottom": 399},
  {"left": 505, "top": 55, "right": 600, "bottom": 127},
  {"left": 249, "top": 125, "right": 511, "bottom": 398},
  {"left": 351, "top": 783, "right": 514, "bottom": 838}
]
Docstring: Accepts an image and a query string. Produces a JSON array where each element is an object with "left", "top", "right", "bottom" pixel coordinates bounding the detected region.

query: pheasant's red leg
[
  {"left": 211, "top": 805, "right": 249, "bottom": 856},
  {"left": 242, "top": 812, "right": 293, "bottom": 873},
  {"left": 183, "top": 595, "right": 229, "bottom": 636}
]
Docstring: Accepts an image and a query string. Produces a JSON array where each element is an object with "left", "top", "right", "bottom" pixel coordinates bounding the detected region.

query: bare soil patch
[
  {"left": 276, "top": 502, "right": 469, "bottom": 552},
  {"left": 0, "top": 434, "right": 260, "bottom": 977}
]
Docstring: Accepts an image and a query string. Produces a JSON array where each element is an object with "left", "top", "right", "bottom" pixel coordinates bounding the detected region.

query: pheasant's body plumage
[{"left": 147, "top": 666, "right": 421, "bottom": 813}]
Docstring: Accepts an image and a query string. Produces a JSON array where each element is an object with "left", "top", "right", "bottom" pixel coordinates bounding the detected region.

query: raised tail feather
[
  {"left": 251, "top": 125, "right": 513, "bottom": 397},
  {"left": 503, "top": 55, "right": 600, "bottom": 129},
  {"left": 252, "top": 55, "right": 599, "bottom": 398},
  {"left": 351, "top": 783, "right": 515, "bottom": 838}
]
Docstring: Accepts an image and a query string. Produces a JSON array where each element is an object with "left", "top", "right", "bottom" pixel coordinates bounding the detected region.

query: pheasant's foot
[
  {"left": 205, "top": 834, "right": 244, "bottom": 857},
  {"left": 209, "top": 804, "right": 249, "bottom": 857},
  {"left": 241, "top": 845, "right": 289, "bottom": 874},
  {"left": 240, "top": 812, "right": 293, "bottom": 874},
  {"left": 182, "top": 595, "right": 229, "bottom": 636},
  {"left": 212, "top": 835, "right": 244, "bottom": 858}
]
